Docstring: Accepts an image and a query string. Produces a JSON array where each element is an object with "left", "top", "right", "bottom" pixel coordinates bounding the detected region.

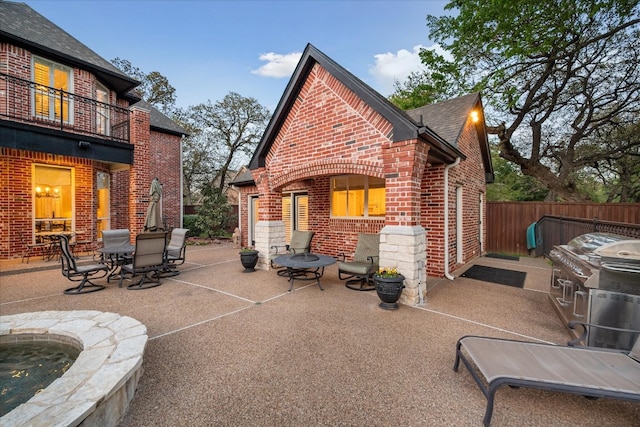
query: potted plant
[
  {"left": 373, "top": 267, "right": 405, "bottom": 310},
  {"left": 239, "top": 247, "right": 259, "bottom": 272}
]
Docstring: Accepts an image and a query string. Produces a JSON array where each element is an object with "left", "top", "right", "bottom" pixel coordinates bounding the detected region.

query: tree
[
  {"left": 180, "top": 92, "right": 270, "bottom": 193},
  {"left": 397, "top": 0, "right": 640, "bottom": 201},
  {"left": 111, "top": 58, "right": 176, "bottom": 113}
]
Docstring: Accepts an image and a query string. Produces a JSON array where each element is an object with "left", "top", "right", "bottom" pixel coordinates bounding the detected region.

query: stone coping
[{"left": 0, "top": 311, "right": 147, "bottom": 427}]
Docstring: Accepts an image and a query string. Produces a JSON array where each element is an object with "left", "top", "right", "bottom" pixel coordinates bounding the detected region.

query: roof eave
[{"left": 0, "top": 32, "right": 140, "bottom": 95}]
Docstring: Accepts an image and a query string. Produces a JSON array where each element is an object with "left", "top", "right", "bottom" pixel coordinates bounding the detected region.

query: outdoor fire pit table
[{"left": 273, "top": 253, "right": 336, "bottom": 291}]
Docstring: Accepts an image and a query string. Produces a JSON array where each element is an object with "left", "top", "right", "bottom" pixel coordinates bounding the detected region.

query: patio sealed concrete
[{"left": 1, "top": 243, "right": 638, "bottom": 426}]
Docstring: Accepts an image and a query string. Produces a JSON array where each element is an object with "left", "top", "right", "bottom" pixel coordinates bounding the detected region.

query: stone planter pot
[
  {"left": 373, "top": 274, "right": 405, "bottom": 310},
  {"left": 239, "top": 250, "right": 259, "bottom": 272}
]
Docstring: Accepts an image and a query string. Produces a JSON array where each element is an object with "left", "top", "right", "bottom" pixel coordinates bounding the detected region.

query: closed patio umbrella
[{"left": 144, "top": 178, "right": 163, "bottom": 231}]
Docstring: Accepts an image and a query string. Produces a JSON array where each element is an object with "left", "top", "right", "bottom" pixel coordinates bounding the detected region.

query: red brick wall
[
  {"left": 148, "top": 130, "right": 182, "bottom": 229},
  {"left": 239, "top": 63, "right": 488, "bottom": 277},
  {"left": 0, "top": 148, "right": 99, "bottom": 258}
]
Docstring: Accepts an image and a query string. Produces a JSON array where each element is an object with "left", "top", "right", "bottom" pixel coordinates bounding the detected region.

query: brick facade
[
  {"left": 237, "top": 48, "right": 490, "bottom": 306},
  {"left": 0, "top": 39, "right": 183, "bottom": 258}
]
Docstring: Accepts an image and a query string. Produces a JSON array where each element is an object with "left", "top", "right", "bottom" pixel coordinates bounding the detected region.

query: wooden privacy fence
[{"left": 486, "top": 202, "right": 640, "bottom": 255}]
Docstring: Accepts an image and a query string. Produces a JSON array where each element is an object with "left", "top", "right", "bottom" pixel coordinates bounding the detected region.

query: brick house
[
  {"left": 0, "top": 1, "right": 186, "bottom": 260},
  {"left": 232, "top": 44, "right": 493, "bottom": 306}
]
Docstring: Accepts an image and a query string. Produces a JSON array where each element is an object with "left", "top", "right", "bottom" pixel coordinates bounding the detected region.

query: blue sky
[{"left": 23, "top": 0, "right": 452, "bottom": 112}]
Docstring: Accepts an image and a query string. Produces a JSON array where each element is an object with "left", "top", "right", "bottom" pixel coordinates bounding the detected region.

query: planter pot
[
  {"left": 239, "top": 250, "right": 259, "bottom": 272},
  {"left": 373, "top": 274, "right": 405, "bottom": 310}
]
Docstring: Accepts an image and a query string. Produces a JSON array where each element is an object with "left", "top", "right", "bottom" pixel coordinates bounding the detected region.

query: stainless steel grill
[{"left": 549, "top": 232, "right": 640, "bottom": 350}]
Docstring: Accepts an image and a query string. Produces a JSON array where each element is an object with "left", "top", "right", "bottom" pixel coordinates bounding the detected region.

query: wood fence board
[{"left": 486, "top": 202, "right": 640, "bottom": 255}]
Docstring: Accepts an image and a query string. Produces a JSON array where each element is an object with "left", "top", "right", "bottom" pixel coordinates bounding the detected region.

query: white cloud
[
  {"left": 368, "top": 44, "right": 450, "bottom": 95},
  {"left": 251, "top": 51, "right": 302, "bottom": 78}
]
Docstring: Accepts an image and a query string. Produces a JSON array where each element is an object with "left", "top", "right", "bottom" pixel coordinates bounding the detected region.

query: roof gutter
[{"left": 444, "top": 157, "right": 461, "bottom": 280}]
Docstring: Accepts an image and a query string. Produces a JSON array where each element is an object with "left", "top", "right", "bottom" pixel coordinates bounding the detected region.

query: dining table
[{"left": 97, "top": 243, "right": 135, "bottom": 284}]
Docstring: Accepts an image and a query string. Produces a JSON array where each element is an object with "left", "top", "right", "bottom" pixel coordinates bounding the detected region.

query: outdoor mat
[
  {"left": 460, "top": 265, "right": 526, "bottom": 288},
  {"left": 485, "top": 253, "right": 520, "bottom": 261}
]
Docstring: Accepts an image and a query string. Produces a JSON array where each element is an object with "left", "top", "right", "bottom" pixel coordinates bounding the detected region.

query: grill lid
[
  {"left": 594, "top": 240, "right": 640, "bottom": 261},
  {"left": 567, "top": 232, "right": 632, "bottom": 257}
]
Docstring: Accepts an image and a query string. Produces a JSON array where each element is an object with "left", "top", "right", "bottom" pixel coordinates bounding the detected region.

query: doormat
[
  {"left": 485, "top": 253, "right": 520, "bottom": 261},
  {"left": 460, "top": 265, "right": 526, "bottom": 288}
]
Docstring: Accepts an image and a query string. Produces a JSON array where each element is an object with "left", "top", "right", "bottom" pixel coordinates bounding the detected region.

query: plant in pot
[
  {"left": 239, "top": 247, "right": 259, "bottom": 272},
  {"left": 373, "top": 267, "right": 405, "bottom": 310}
]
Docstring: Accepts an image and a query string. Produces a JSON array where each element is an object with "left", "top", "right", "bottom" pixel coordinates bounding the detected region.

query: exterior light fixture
[
  {"left": 470, "top": 110, "right": 480, "bottom": 123},
  {"left": 78, "top": 141, "right": 91, "bottom": 149}
]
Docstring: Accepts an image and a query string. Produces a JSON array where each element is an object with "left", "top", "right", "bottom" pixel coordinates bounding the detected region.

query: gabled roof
[
  {"left": 0, "top": 0, "right": 139, "bottom": 95},
  {"left": 407, "top": 92, "right": 494, "bottom": 182},
  {"left": 132, "top": 99, "right": 188, "bottom": 137},
  {"left": 249, "top": 43, "right": 465, "bottom": 169}
]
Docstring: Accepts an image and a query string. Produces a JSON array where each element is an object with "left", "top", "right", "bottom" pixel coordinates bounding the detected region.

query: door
[{"left": 282, "top": 193, "right": 308, "bottom": 244}]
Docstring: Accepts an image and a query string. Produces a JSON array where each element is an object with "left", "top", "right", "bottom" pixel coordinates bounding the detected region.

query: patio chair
[
  {"left": 453, "top": 322, "right": 640, "bottom": 426},
  {"left": 157, "top": 227, "right": 189, "bottom": 277},
  {"left": 21, "top": 234, "right": 48, "bottom": 263},
  {"left": 57, "top": 234, "right": 108, "bottom": 295},
  {"left": 271, "top": 230, "right": 315, "bottom": 276},
  {"left": 338, "top": 233, "right": 379, "bottom": 291},
  {"left": 119, "top": 232, "right": 167, "bottom": 290}
]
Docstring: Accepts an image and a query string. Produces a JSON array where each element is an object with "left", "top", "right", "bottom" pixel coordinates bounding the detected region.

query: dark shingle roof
[
  {"left": 0, "top": 0, "right": 139, "bottom": 94},
  {"left": 132, "top": 99, "right": 188, "bottom": 137},
  {"left": 406, "top": 93, "right": 480, "bottom": 146},
  {"left": 249, "top": 43, "right": 465, "bottom": 169}
]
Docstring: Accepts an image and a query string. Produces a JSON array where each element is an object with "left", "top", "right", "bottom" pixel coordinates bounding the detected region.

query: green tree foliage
[
  {"left": 397, "top": 0, "right": 640, "bottom": 201},
  {"left": 178, "top": 92, "right": 270, "bottom": 194},
  {"left": 111, "top": 58, "right": 176, "bottom": 113},
  {"left": 194, "top": 187, "right": 233, "bottom": 237}
]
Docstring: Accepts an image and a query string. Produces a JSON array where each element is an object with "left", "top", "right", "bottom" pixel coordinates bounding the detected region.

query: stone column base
[
  {"left": 253, "top": 220, "right": 285, "bottom": 270},
  {"left": 379, "top": 225, "right": 427, "bottom": 306}
]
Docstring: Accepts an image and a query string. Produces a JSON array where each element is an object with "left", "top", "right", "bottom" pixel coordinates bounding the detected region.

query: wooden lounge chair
[
  {"left": 58, "top": 234, "right": 108, "bottom": 295},
  {"left": 338, "top": 233, "right": 379, "bottom": 291},
  {"left": 453, "top": 322, "right": 640, "bottom": 426},
  {"left": 118, "top": 232, "right": 167, "bottom": 290}
]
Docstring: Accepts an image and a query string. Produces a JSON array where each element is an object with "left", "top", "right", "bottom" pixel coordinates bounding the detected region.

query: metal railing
[
  {"left": 535, "top": 215, "right": 640, "bottom": 257},
  {"left": 0, "top": 72, "right": 130, "bottom": 143}
]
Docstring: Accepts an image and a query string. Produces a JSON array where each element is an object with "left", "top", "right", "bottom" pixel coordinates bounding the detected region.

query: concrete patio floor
[{"left": 1, "top": 243, "right": 638, "bottom": 426}]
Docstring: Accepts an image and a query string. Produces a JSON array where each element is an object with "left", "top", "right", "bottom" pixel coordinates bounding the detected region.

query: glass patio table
[{"left": 273, "top": 253, "right": 336, "bottom": 291}]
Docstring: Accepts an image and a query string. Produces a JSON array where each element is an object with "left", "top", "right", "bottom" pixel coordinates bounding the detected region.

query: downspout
[{"left": 444, "top": 157, "right": 461, "bottom": 280}]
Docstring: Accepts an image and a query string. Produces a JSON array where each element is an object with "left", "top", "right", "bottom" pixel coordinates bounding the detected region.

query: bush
[{"left": 183, "top": 215, "right": 204, "bottom": 237}]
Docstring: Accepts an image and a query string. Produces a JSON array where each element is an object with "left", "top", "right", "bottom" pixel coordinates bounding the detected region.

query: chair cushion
[{"left": 338, "top": 261, "right": 376, "bottom": 275}]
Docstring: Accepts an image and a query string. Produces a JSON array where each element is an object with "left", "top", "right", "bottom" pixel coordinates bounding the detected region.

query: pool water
[{"left": 0, "top": 341, "right": 80, "bottom": 416}]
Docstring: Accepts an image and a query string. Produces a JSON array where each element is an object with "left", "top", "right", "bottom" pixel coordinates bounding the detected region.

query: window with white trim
[
  {"left": 330, "top": 175, "right": 385, "bottom": 218},
  {"left": 96, "top": 83, "right": 110, "bottom": 136},
  {"left": 32, "top": 57, "right": 72, "bottom": 122}
]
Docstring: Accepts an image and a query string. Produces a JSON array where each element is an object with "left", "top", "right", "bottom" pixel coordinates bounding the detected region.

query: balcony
[{"left": 0, "top": 72, "right": 130, "bottom": 143}]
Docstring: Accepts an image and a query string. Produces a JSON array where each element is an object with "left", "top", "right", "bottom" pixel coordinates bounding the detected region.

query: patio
[{"left": 1, "top": 243, "right": 638, "bottom": 426}]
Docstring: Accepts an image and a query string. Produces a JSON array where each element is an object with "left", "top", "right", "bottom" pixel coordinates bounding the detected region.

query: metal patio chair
[
  {"left": 271, "top": 230, "right": 315, "bottom": 276},
  {"left": 58, "top": 234, "right": 108, "bottom": 295},
  {"left": 338, "top": 233, "right": 380, "bottom": 291},
  {"left": 119, "top": 232, "right": 167, "bottom": 290},
  {"left": 157, "top": 227, "right": 189, "bottom": 277}
]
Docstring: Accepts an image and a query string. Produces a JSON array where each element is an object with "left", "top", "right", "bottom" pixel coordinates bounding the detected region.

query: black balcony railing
[{"left": 0, "top": 72, "right": 130, "bottom": 143}]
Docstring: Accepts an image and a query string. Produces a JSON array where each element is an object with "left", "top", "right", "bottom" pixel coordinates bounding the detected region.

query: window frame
[
  {"left": 31, "top": 56, "right": 74, "bottom": 123},
  {"left": 330, "top": 175, "right": 386, "bottom": 219}
]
